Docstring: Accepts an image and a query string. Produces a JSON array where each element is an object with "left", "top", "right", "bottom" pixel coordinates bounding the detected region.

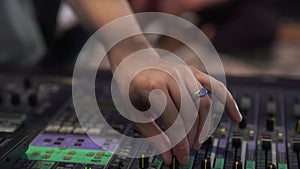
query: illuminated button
[
  {"left": 58, "top": 146, "right": 67, "bottom": 150},
  {"left": 67, "top": 151, "right": 76, "bottom": 155},
  {"left": 296, "top": 120, "right": 300, "bottom": 134},
  {"left": 0, "top": 125, "right": 18, "bottom": 132},
  {"left": 32, "top": 151, "right": 40, "bottom": 155},
  {"left": 42, "top": 155, "right": 51, "bottom": 159},
  {"left": 249, "top": 130, "right": 255, "bottom": 137},
  {"left": 139, "top": 154, "right": 149, "bottom": 169},
  {"left": 278, "top": 132, "right": 283, "bottom": 140},
  {"left": 87, "top": 128, "right": 102, "bottom": 135},
  {"left": 267, "top": 163, "right": 277, "bottom": 169},
  {"left": 170, "top": 156, "right": 179, "bottom": 169},
  {"left": 73, "top": 127, "right": 86, "bottom": 134},
  {"left": 232, "top": 161, "right": 242, "bottom": 169},
  {"left": 45, "top": 125, "right": 60, "bottom": 132},
  {"left": 94, "top": 155, "right": 103, "bottom": 159},
  {"left": 96, "top": 152, "right": 105, "bottom": 156},
  {"left": 59, "top": 126, "right": 74, "bottom": 133},
  {"left": 46, "top": 150, "right": 55, "bottom": 154},
  {"left": 86, "top": 152, "right": 95, "bottom": 156},
  {"left": 64, "top": 156, "right": 72, "bottom": 160},
  {"left": 220, "top": 128, "right": 226, "bottom": 135},
  {"left": 201, "top": 158, "right": 211, "bottom": 169}
]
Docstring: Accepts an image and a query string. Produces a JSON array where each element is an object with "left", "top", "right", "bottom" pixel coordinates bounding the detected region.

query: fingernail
[
  {"left": 183, "top": 155, "right": 189, "bottom": 164},
  {"left": 235, "top": 102, "right": 242, "bottom": 122}
]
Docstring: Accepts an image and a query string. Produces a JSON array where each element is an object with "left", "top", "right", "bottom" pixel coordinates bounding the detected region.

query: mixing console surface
[
  {"left": 0, "top": 73, "right": 300, "bottom": 169},
  {"left": 0, "top": 75, "right": 71, "bottom": 168}
]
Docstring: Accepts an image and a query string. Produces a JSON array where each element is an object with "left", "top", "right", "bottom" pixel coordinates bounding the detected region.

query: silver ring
[{"left": 194, "top": 88, "right": 208, "bottom": 99}]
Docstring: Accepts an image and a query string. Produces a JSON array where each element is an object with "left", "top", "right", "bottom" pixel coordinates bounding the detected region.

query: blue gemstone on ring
[{"left": 199, "top": 88, "right": 207, "bottom": 96}]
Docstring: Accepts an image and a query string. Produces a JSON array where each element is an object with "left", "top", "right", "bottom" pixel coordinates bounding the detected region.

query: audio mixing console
[{"left": 0, "top": 73, "right": 300, "bottom": 169}]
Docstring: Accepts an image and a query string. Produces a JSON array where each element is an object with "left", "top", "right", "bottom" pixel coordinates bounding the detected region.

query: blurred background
[{"left": 0, "top": 0, "right": 299, "bottom": 78}]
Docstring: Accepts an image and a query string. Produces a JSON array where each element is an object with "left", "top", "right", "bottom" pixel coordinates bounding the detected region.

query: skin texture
[{"left": 67, "top": 0, "right": 240, "bottom": 165}]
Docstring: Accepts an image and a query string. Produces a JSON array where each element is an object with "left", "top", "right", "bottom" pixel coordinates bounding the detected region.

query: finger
[
  {"left": 133, "top": 122, "right": 173, "bottom": 164},
  {"left": 181, "top": 70, "right": 211, "bottom": 149},
  {"left": 189, "top": 66, "right": 242, "bottom": 122},
  {"left": 166, "top": 73, "right": 198, "bottom": 150},
  {"left": 157, "top": 84, "right": 190, "bottom": 164},
  {"left": 193, "top": 94, "right": 212, "bottom": 147},
  {"left": 139, "top": 80, "right": 190, "bottom": 165}
]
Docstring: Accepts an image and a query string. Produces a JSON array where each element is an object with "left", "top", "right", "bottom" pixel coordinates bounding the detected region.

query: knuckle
[
  {"left": 144, "top": 79, "right": 164, "bottom": 91},
  {"left": 132, "top": 74, "right": 164, "bottom": 91},
  {"left": 175, "top": 141, "right": 189, "bottom": 152}
]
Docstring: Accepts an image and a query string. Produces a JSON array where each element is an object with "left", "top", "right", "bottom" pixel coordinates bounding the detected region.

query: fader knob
[
  {"left": 204, "top": 137, "right": 213, "bottom": 145},
  {"left": 293, "top": 139, "right": 300, "bottom": 152},
  {"left": 262, "top": 140, "right": 271, "bottom": 151},
  {"left": 232, "top": 161, "right": 242, "bottom": 169},
  {"left": 201, "top": 158, "right": 211, "bottom": 169},
  {"left": 232, "top": 137, "right": 242, "bottom": 148},
  {"left": 170, "top": 156, "right": 179, "bottom": 169},
  {"left": 238, "top": 117, "right": 247, "bottom": 129},
  {"left": 139, "top": 154, "right": 149, "bottom": 169},
  {"left": 266, "top": 117, "right": 275, "bottom": 131},
  {"left": 266, "top": 163, "right": 276, "bottom": 169}
]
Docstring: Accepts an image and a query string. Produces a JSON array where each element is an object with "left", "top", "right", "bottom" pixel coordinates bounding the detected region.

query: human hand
[{"left": 112, "top": 56, "right": 242, "bottom": 165}]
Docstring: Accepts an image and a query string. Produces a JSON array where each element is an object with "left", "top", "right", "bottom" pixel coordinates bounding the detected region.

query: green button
[
  {"left": 278, "top": 163, "right": 288, "bottom": 169},
  {"left": 214, "top": 158, "right": 224, "bottom": 169},
  {"left": 246, "top": 160, "right": 255, "bottom": 169}
]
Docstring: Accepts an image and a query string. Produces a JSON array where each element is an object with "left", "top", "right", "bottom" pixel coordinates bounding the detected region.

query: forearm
[
  {"left": 67, "top": 0, "right": 133, "bottom": 30},
  {"left": 67, "top": 0, "right": 151, "bottom": 70}
]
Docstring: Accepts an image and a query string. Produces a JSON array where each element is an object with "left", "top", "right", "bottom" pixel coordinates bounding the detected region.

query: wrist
[{"left": 108, "top": 35, "right": 151, "bottom": 72}]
